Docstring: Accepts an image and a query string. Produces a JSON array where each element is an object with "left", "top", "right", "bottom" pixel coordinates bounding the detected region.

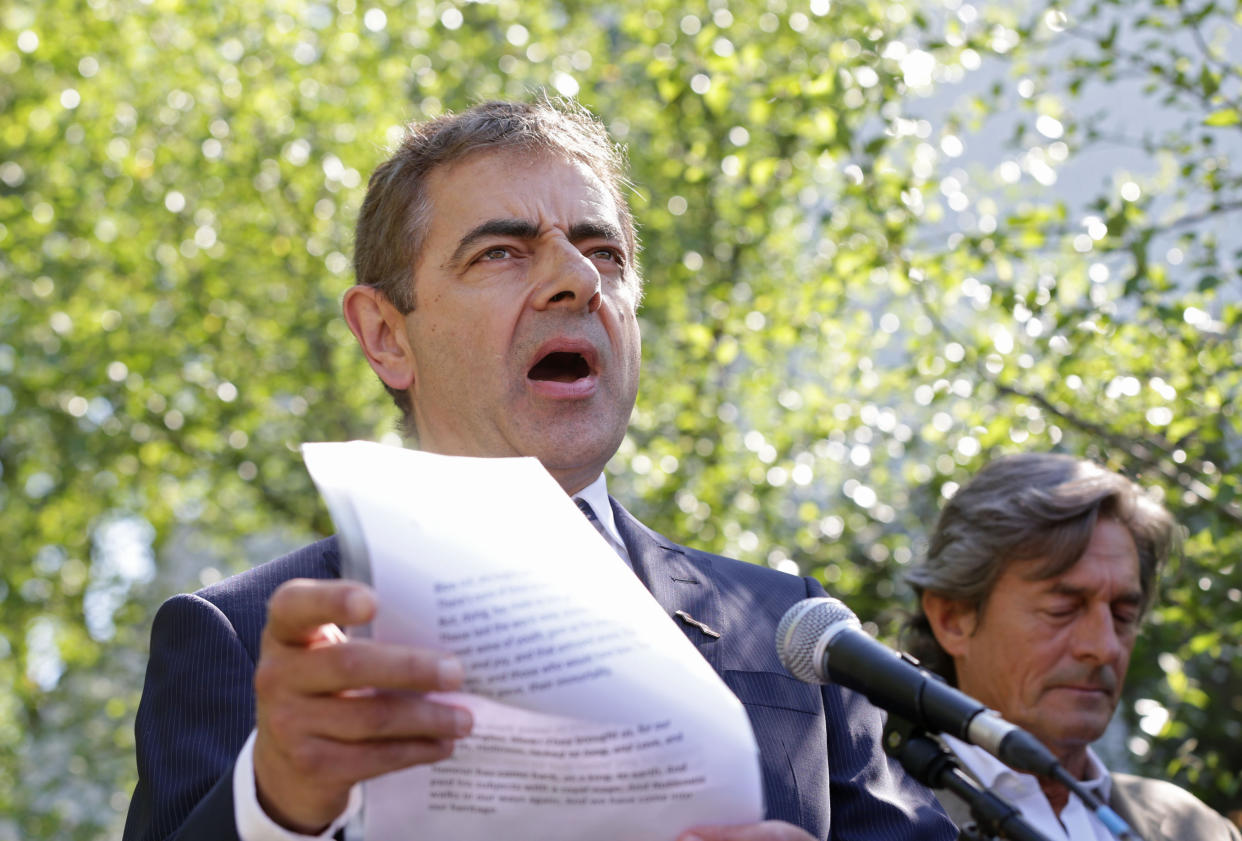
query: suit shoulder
[
  {"left": 1113, "top": 772, "right": 1211, "bottom": 807},
  {"left": 663, "top": 539, "right": 826, "bottom": 636},
  {"left": 609, "top": 497, "right": 804, "bottom": 586},
  {"left": 189, "top": 536, "right": 340, "bottom": 623},
  {"left": 1112, "top": 773, "right": 1240, "bottom": 839},
  {"left": 677, "top": 541, "right": 818, "bottom": 597}
]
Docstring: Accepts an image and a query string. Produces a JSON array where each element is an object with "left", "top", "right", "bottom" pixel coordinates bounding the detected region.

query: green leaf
[{"left": 1203, "top": 108, "right": 1240, "bottom": 126}]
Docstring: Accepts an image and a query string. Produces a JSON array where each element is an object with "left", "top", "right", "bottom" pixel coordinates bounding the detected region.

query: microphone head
[{"left": 775, "top": 597, "right": 861, "bottom": 683}]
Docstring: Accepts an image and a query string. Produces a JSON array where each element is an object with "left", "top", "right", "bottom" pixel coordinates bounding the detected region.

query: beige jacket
[{"left": 936, "top": 772, "right": 1240, "bottom": 841}]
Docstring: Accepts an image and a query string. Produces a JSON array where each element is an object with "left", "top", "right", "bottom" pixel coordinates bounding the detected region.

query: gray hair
[
  {"left": 902, "top": 453, "right": 1178, "bottom": 685},
  {"left": 352, "top": 97, "right": 642, "bottom": 418}
]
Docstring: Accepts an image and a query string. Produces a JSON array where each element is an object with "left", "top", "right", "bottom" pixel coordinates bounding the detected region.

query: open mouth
[{"left": 528, "top": 351, "right": 591, "bottom": 383}]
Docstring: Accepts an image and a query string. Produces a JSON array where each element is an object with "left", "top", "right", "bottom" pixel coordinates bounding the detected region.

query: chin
[
  {"left": 522, "top": 432, "right": 609, "bottom": 466},
  {"left": 541, "top": 445, "right": 614, "bottom": 472},
  {"left": 1052, "top": 718, "right": 1112, "bottom": 747},
  {"left": 530, "top": 421, "right": 626, "bottom": 460}
]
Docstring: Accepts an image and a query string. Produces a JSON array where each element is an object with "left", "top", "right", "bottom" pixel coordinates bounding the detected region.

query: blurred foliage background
[{"left": 2, "top": 0, "right": 1240, "bottom": 836}]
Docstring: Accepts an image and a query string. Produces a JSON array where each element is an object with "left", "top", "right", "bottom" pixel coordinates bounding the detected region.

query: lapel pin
[{"left": 674, "top": 609, "right": 721, "bottom": 639}]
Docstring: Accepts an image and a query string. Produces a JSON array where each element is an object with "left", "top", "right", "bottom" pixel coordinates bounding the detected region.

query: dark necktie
[
  {"left": 575, "top": 497, "right": 630, "bottom": 566},
  {"left": 575, "top": 497, "right": 603, "bottom": 532}
]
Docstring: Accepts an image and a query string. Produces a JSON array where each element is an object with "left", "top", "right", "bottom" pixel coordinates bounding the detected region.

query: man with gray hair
[
  {"left": 123, "top": 99, "right": 954, "bottom": 841},
  {"left": 905, "top": 452, "right": 1238, "bottom": 840}
]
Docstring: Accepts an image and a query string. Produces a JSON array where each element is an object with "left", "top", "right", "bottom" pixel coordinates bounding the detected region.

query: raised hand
[{"left": 252, "top": 578, "right": 473, "bottom": 833}]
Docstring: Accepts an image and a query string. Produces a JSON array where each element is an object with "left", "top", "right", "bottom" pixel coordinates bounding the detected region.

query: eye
[
  {"left": 478, "top": 246, "right": 513, "bottom": 261},
  {"left": 588, "top": 246, "right": 624, "bottom": 265},
  {"left": 1041, "top": 601, "right": 1078, "bottom": 620}
]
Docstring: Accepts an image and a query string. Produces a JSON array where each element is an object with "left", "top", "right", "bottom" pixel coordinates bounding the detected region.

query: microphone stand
[{"left": 882, "top": 713, "right": 1053, "bottom": 841}]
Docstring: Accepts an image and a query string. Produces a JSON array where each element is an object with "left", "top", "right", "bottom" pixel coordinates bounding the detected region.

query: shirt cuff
[{"left": 233, "top": 729, "right": 363, "bottom": 841}]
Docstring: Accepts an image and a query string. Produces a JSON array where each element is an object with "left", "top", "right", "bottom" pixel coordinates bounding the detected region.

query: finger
[
  {"left": 265, "top": 579, "right": 376, "bottom": 645},
  {"left": 678, "top": 821, "right": 816, "bottom": 841},
  {"left": 264, "top": 690, "right": 474, "bottom": 744},
  {"left": 262, "top": 730, "right": 460, "bottom": 792},
  {"left": 257, "top": 637, "right": 465, "bottom": 696}
]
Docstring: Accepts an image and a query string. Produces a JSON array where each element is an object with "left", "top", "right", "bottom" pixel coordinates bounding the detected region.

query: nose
[
  {"left": 1072, "top": 603, "right": 1125, "bottom": 665},
  {"left": 530, "top": 238, "right": 602, "bottom": 314}
]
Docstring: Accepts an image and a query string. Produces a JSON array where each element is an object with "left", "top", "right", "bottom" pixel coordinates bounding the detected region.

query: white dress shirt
[
  {"left": 570, "top": 472, "right": 631, "bottom": 567},
  {"left": 234, "top": 472, "right": 626, "bottom": 839},
  {"left": 941, "top": 735, "right": 1117, "bottom": 841},
  {"left": 234, "top": 729, "right": 360, "bottom": 840}
]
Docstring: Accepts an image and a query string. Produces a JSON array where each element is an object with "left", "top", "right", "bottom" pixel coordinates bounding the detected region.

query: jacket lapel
[{"left": 610, "top": 498, "right": 725, "bottom": 674}]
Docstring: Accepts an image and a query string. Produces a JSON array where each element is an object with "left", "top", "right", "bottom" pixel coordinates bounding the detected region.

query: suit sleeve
[
  {"left": 123, "top": 593, "right": 255, "bottom": 841},
  {"left": 806, "top": 577, "right": 957, "bottom": 841}
]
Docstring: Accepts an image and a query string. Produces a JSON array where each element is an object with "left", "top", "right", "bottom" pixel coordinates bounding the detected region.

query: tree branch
[{"left": 904, "top": 258, "right": 1242, "bottom": 525}]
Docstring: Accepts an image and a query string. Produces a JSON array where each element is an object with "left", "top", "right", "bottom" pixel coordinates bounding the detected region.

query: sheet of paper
[{"left": 302, "top": 441, "right": 763, "bottom": 841}]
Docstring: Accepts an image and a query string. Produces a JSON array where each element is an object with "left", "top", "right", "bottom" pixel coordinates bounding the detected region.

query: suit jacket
[
  {"left": 1110, "top": 774, "right": 1240, "bottom": 841},
  {"left": 124, "top": 500, "right": 955, "bottom": 841},
  {"left": 935, "top": 770, "right": 1240, "bottom": 840}
]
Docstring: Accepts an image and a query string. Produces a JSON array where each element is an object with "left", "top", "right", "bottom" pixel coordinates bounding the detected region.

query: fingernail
[
  {"left": 344, "top": 588, "right": 374, "bottom": 624},
  {"left": 453, "top": 708, "right": 473, "bottom": 736},
  {"left": 438, "top": 657, "right": 464, "bottom": 689}
]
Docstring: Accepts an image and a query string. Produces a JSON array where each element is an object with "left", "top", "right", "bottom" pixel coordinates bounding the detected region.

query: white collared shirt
[
  {"left": 942, "top": 735, "right": 1116, "bottom": 841},
  {"left": 234, "top": 472, "right": 626, "bottom": 839},
  {"left": 571, "top": 472, "right": 631, "bottom": 567}
]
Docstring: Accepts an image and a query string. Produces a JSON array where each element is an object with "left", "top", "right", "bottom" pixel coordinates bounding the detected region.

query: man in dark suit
[
  {"left": 123, "top": 99, "right": 955, "bottom": 841},
  {"left": 905, "top": 453, "right": 1240, "bottom": 841}
]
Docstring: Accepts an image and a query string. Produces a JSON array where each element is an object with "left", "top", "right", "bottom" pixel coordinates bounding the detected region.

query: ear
[
  {"left": 342, "top": 285, "right": 416, "bottom": 391},
  {"left": 920, "top": 591, "right": 978, "bottom": 659}
]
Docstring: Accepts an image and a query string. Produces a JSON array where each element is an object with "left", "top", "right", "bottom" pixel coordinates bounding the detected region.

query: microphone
[
  {"left": 776, "top": 597, "right": 1144, "bottom": 841},
  {"left": 775, "top": 597, "right": 1060, "bottom": 777}
]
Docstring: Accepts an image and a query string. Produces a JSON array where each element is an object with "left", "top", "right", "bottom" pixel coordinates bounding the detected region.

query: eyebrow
[
  {"left": 447, "top": 218, "right": 626, "bottom": 268},
  {"left": 1046, "top": 581, "right": 1143, "bottom": 605}
]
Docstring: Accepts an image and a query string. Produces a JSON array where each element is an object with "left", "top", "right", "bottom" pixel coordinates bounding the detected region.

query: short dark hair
[
  {"left": 902, "top": 453, "right": 1178, "bottom": 685},
  {"left": 352, "top": 98, "right": 641, "bottom": 418}
]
